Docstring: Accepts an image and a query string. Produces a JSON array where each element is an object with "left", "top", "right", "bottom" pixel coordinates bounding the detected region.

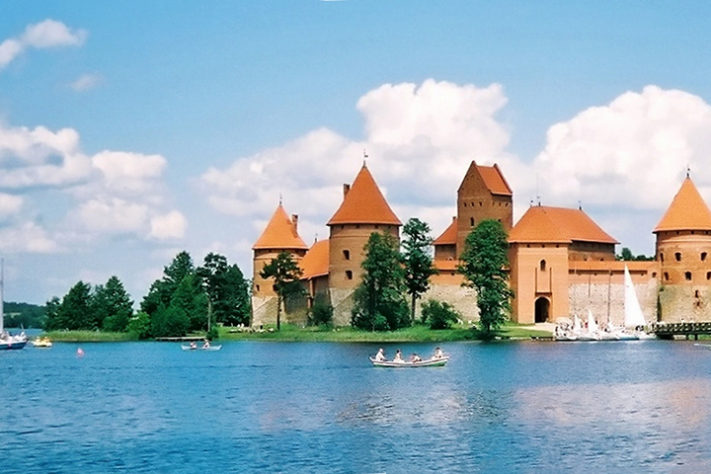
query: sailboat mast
[{"left": 0, "top": 258, "right": 4, "bottom": 334}]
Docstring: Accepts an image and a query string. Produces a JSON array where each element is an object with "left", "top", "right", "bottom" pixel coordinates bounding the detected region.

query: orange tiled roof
[
  {"left": 433, "top": 217, "right": 457, "bottom": 245},
  {"left": 654, "top": 177, "right": 711, "bottom": 232},
  {"left": 478, "top": 163, "right": 513, "bottom": 196},
  {"left": 252, "top": 204, "right": 308, "bottom": 250},
  {"left": 300, "top": 239, "right": 329, "bottom": 279},
  {"left": 508, "top": 206, "right": 618, "bottom": 244},
  {"left": 327, "top": 164, "right": 402, "bottom": 226}
]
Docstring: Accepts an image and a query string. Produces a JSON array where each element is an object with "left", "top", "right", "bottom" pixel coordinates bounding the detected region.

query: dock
[{"left": 652, "top": 322, "right": 711, "bottom": 340}]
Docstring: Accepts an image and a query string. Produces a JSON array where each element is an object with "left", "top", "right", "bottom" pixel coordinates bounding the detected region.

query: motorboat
[
  {"left": 369, "top": 356, "right": 449, "bottom": 368},
  {"left": 32, "top": 336, "right": 53, "bottom": 348},
  {"left": 0, "top": 259, "right": 25, "bottom": 351}
]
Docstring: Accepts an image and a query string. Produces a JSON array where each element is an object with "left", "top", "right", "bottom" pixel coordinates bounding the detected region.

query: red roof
[
  {"left": 459, "top": 161, "right": 512, "bottom": 196},
  {"left": 252, "top": 204, "right": 308, "bottom": 250},
  {"left": 654, "top": 177, "right": 711, "bottom": 232},
  {"left": 434, "top": 217, "right": 457, "bottom": 245},
  {"left": 327, "top": 164, "right": 401, "bottom": 226},
  {"left": 508, "top": 206, "right": 618, "bottom": 244},
  {"left": 300, "top": 239, "right": 329, "bottom": 279}
]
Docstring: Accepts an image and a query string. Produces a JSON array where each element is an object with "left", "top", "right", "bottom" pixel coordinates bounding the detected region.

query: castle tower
[
  {"left": 456, "top": 162, "right": 513, "bottom": 258},
  {"left": 251, "top": 204, "right": 308, "bottom": 325},
  {"left": 654, "top": 176, "right": 711, "bottom": 321},
  {"left": 326, "top": 163, "right": 401, "bottom": 324},
  {"left": 508, "top": 205, "right": 617, "bottom": 324}
]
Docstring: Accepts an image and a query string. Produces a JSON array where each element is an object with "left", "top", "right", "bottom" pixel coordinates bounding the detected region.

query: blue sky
[{"left": 2, "top": 1, "right": 711, "bottom": 304}]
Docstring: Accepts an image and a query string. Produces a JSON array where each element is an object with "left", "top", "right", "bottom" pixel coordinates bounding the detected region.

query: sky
[{"left": 2, "top": 1, "right": 711, "bottom": 305}]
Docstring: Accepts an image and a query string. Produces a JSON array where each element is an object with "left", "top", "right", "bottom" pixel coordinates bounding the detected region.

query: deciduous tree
[
  {"left": 259, "top": 251, "right": 304, "bottom": 330},
  {"left": 402, "top": 218, "right": 437, "bottom": 322}
]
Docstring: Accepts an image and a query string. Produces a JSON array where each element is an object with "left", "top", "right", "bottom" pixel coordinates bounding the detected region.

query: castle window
[
  {"left": 660, "top": 253, "right": 664, "bottom": 262},
  {"left": 707, "top": 272, "right": 711, "bottom": 280},
  {"left": 695, "top": 290, "right": 700, "bottom": 298},
  {"left": 664, "top": 272, "right": 669, "bottom": 281},
  {"left": 343, "top": 249, "right": 350, "bottom": 260},
  {"left": 702, "top": 252, "right": 708, "bottom": 262},
  {"left": 463, "top": 202, "right": 467, "bottom": 207},
  {"left": 470, "top": 217, "right": 475, "bottom": 227},
  {"left": 675, "top": 252, "right": 682, "bottom": 262},
  {"left": 272, "top": 285, "right": 277, "bottom": 291},
  {"left": 255, "top": 284, "right": 260, "bottom": 292},
  {"left": 345, "top": 270, "right": 353, "bottom": 280},
  {"left": 652, "top": 272, "right": 657, "bottom": 278},
  {"left": 540, "top": 260, "right": 546, "bottom": 271},
  {"left": 685, "top": 271, "right": 692, "bottom": 281},
  {"left": 479, "top": 202, "right": 483, "bottom": 206}
]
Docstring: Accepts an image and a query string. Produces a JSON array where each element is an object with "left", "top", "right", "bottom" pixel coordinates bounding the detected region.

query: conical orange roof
[
  {"left": 654, "top": 177, "right": 711, "bottom": 232},
  {"left": 300, "top": 239, "right": 330, "bottom": 279},
  {"left": 252, "top": 204, "right": 308, "bottom": 250},
  {"left": 508, "top": 206, "right": 618, "bottom": 244},
  {"left": 327, "top": 164, "right": 402, "bottom": 226},
  {"left": 434, "top": 217, "right": 457, "bottom": 245}
]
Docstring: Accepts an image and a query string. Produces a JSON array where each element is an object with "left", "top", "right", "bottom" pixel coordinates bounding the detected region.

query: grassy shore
[{"left": 39, "top": 322, "right": 553, "bottom": 343}]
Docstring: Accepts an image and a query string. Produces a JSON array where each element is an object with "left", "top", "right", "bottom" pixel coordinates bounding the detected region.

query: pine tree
[{"left": 402, "top": 218, "right": 437, "bottom": 322}]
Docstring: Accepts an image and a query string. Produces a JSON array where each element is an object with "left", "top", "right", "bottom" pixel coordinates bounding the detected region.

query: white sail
[
  {"left": 587, "top": 309, "right": 598, "bottom": 332},
  {"left": 573, "top": 314, "right": 581, "bottom": 332},
  {"left": 624, "top": 265, "right": 646, "bottom": 328}
]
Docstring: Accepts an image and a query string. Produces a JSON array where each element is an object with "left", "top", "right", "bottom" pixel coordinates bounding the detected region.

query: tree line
[{"left": 44, "top": 251, "right": 251, "bottom": 339}]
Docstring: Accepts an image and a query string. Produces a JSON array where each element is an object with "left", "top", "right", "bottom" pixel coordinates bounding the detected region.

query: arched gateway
[{"left": 535, "top": 297, "right": 550, "bottom": 323}]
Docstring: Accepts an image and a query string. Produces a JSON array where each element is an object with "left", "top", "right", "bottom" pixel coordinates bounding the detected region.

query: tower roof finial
[
  {"left": 687, "top": 165, "right": 691, "bottom": 179},
  {"left": 363, "top": 148, "right": 368, "bottom": 167},
  {"left": 279, "top": 193, "right": 283, "bottom": 206}
]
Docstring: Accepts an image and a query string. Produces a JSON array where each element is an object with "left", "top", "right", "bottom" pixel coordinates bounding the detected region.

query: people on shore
[
  {"left": 374, "top": 348, "right": 386, "bottom": 361},
  {"left": 393, "top": 349, "right": 404, "bottom": 362}
]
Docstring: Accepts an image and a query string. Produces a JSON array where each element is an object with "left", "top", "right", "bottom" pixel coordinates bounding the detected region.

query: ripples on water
[{"left": 1, "top": 340, "right": 711, "bottom": 472}]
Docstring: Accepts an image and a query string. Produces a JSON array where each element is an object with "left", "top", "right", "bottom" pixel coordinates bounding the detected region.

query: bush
[
  {"left": 206, "top": 326, "right": 219, "bottom": 341},
  {"left": 308, "top": 301, "right": 333, "bottom": 326},
  {"left": 126, "top": 311, "right": 151, "bottom": 339},
  {"left": 422, "top": 300, "right": 460, "bottom": 330}
]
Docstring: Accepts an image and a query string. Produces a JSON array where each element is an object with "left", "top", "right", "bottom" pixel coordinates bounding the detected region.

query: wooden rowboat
[
  {"left": 369, "top": 356, "right": 449, "bottom": 368},
  {"left": 181, "top": 344, "right": 222, "bottom": 351}
]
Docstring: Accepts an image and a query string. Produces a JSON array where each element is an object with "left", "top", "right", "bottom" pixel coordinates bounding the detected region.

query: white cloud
[
  {"left": 527, "top": 85, "right": 711, "bottom": 211},
  {"left": 0, "top": 221, "right": 58, "bottom": 253},
  {"left": 0, "top": 19, "right": 86, "bottom": 70},
  {"left": 91, "top": 150, "right": 166, "bottom": 194},
  {"left": 69, "top": 73, "right": 101, "bottom": 92},
  {"left": 75, "top": 198, "right": 149, "bottom": 234},
  {"left": 0, "top": 193, "right": 23, "bottom": 217},
  {"left": 149, "top": 211, "right": 187, "bottom": 240},
  {"left": 199, "top": 79, "right": 512, "bottom": 242}
]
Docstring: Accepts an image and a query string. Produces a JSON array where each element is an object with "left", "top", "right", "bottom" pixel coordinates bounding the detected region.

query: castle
[{"left": 251, "top": 161, "right": 711, "bottom": 327}]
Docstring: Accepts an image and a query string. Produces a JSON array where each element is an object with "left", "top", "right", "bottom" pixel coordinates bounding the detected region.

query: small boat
[
  {"left": 369, "top": 356, "right": 449, "bottom": 368},
  {"left": 181, "top": 343, "right": 222, "bottom": 351},
  {"left": 0, "top": 259, "right": 26, "bottom": 351},
  {"left": 32, "top": 337, "right": 53, "bottom": 347}
]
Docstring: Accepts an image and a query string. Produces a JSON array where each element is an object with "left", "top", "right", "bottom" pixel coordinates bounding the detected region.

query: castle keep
[{"left": 251, "top": 161, "right": 711, "bottom": 327}]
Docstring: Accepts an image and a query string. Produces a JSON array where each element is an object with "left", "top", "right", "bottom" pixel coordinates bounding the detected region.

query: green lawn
[{"left": 39, "top": 322, "right": 553, "bottom": 343}]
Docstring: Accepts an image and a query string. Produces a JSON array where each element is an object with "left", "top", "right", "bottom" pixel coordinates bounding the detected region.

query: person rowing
[
  {"left": 374, "top": 348, "right": 386, "bottom": 361},
  {"left": 433, "top": 347, "right": 444, "bottom": 359},
  {"left": 393, "top": 349, "right": 404, "bottom": 363}
]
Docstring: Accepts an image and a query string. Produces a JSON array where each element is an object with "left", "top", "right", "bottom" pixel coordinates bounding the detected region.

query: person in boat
[
  {"left": 410, "top": 353, "right": 422, "bottom": 362},
  {"left": 190, "top": 341, "right": 197, "bottom": 349},
  {"left": 374, "top": 348, "right": 386, "bottom": 361},
  {"left": 202, "top": 339, "right": 211, "bottom": 349},
  {"left": 393, "top": 349, "right": 404, "bottom": 363},
  {"left": 433, "top": 347, "right": 444, "bottom": 359}
]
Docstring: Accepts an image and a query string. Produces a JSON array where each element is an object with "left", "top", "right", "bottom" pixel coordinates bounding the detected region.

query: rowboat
[
  {"left": 369, "top": 356, "right": 449, "bottom": 368},
  {"left": 181, "top": 344, "right": 222, "bottom": 351},
  {"left": 32, "top": 337, "right": 53, "bottom": 348}
]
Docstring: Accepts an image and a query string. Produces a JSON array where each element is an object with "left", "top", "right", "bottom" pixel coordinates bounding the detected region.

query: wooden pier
[{"left": 652, "top": 322, "right": 711, "bottom": 340}]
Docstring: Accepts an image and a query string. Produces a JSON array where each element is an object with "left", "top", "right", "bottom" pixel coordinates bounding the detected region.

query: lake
[{"left": 2, "top": 339, "right": 711, "bottom": 473}]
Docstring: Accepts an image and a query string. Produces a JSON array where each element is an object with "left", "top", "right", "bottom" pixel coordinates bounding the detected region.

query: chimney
[
  {"left": 343, "top": 184, "right": 350, "bottom": 198},
  {"left": 291, "top": 214, "right": 299, "bottom": 234},
  {"left": 452, "top": 216, "right": 456, "bottom": 222}
]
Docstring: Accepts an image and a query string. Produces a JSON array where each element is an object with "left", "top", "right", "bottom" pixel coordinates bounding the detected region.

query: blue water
[{"left": 2, "top": 339, "right": 711, "bottom": 473}]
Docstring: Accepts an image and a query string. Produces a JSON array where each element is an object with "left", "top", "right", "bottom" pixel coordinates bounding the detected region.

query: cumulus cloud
[
  {"left": 528, "top": 85, "right": 711, "bottom": 210},
  {"left": 0, "top": 19, "right": 86, "bottom": 70},
  {"left": 149, "top": 211, "right": 187, "bottom": 240},
  {"left": 0, "top": 221, "right": 58, "bottom": 253},
  {"left": 69, "top": 73, "right": 102, "bottom": 92},
  {"left": 200, "top": 79, "right": 512, "bottom": 241},
  {"left": 75, "top": 198, "right": 150, "bottom": 234}
]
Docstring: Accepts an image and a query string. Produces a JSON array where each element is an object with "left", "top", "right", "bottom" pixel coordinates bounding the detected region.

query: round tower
[
  {"left": 654, "top": 176, "right": 711, "bottom": 321},
  {"left": 326, "top": 163, "right": 401, "bottom": 323}
]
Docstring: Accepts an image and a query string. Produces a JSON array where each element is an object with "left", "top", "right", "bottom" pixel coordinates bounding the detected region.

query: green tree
[
  {"left": 402, "top": 218, "right": 437, "bottom": 322},
  {"left": 43, "top": 297, "right": 62, "bottom": 330},
  {"left": 351, "top": 232, "right": 409, "bottom": 331},
  {"left": 126, "top": 311, "right": 151, "bottom": 339},
  {"left": 197, "top": 253, "right": 251, "bottom": 328},
  {"left": 141, "top": 251, "right": 195, "bottom": 316},
  {"left": 458, "top": 219, "right": 513, "bottom": 336},
  {"left": 97, "top": 276, "right": 134, "bottom": 332},
  {"left": 259, "top": 251, "right": 304, "bottom": 331},
  {"left": 170, "top": 273, "right": 208, "bottom": 332},
  {"left": 150, "top": 304, "right": 190, "bottom": 337},
  {"left": 51, "top": 281, "right": 94, "bottom": 330}
]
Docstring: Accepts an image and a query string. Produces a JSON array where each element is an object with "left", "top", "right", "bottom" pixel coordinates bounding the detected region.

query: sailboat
[
  {"left": 622, "top": 264, "right": 654, "bottom": 340},
  {"left": 0, "top": 259, "right": 27, "bottom": 350}
]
